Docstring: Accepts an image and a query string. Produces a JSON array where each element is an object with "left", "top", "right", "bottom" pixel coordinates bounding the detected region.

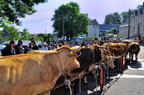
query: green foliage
[
  {"left": 106, "top": 28, "right": 118, "bottom": 34},
  {"left": 20, "top": 28, "right": 31, "bottom": 40},
  {"left": 120, "top": 11, "right": 129, "bottom": 24},
  {"left": 37, "top": 33, "right": 52, "bottom": 42},
  {"left": 84, "top": 37, "right": 100, "bottom": 40},
  {"left": 4, "top": 25, "right": 20, "bottom": 40},
  {"left": 136, "top": 5, "right": 142, "bottom": 10},
  {"left": 0, "top": 0, "right": 48, "bottom": 25},
  {"left": 52, "top": 2, "right": 90, "bottom": 41},
  {"left": 0, "top": 30, "right": 4, "bottom": 40},
  {"left": 104, "top": 12, "right": 121, "bottom": 25}
]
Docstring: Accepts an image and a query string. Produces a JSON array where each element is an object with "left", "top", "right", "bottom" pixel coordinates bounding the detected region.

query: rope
[
  {"left": 57, "top": 50, "right": 72, "bottom": 95},
  {"left": 94, "top": 65, "right": 99, "bottom": 94}
]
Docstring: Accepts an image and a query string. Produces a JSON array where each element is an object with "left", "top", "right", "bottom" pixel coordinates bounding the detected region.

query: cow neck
[
  {"left": 56, "top": 50, "right": 73, "bottom": 95},
  {"left": 56, "top": 50, "right": 67, "bottom": 80},
  {"left": 91, "top": 48, "right": 95, "bottom": 64}
]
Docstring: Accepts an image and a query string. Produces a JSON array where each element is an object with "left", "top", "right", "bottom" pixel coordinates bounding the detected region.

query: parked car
[
  {"left": 0, "top": 41, "right": 9, "bottom": 50},
  {"left": 70, "top": 38, "right": 84, "bottom": 45}
]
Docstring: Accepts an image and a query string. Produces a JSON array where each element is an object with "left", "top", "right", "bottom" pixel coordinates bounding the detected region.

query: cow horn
[
  {"left": 98, "top": 46, "right": 105, "bottom": 49},
  {"left": 70, "top": 46, "right": 81, "bottom": 52},
  {"left": 113, "top": 56, "right": 121, "bottom": 59}
]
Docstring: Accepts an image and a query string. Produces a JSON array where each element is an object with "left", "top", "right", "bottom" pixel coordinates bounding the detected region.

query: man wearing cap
[
  {"left": 41, "top": 43, "right": 48, "bottom": 50},
  {"left": 15, "top": 40, "right": 24, "bottom": 54}
]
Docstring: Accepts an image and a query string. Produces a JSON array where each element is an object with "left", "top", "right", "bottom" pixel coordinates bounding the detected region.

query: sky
[{"left": 15, "top": 0, "right": 144, "bottom": 34}]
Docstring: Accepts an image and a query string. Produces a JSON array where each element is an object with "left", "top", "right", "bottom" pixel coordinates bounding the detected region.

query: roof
[
  {"left": 89, "top": 19, "right": 99, "bottom": 25},
  {"left": 99, "top": 24, "right": 120, "bottom": 31}
]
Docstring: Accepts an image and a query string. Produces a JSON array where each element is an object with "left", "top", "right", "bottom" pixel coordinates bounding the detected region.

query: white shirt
[{"left": 41, "top": 46, "right": 48, "bottom": 50}]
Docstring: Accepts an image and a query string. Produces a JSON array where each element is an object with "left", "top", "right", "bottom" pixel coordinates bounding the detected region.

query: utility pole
[
  {"left": 128, "top": 9, "right": 131, "bottom": 39},
  {"left": 45, "top": 30, "right": 46, "bottom": 35},
  {"left": 63, "top": 17, "right": 65, "bottom": 41}
]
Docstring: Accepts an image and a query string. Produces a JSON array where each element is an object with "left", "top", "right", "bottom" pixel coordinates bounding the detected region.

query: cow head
[
  {"left": 106, "top": 43, "right": 126, "bottom": 56},
  {"left": 57, "top": 45, "right": 81, "bottom": 73},
  {"left": 123, "top": 40, "right": 131, "bottom": 46},
  {"left": 100, "top": 49, "right": 116, "bottom": 68}
]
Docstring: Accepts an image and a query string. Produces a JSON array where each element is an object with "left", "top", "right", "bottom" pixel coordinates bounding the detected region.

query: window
[
  {"left": 133, "top": 27, "right": 135, "bottom": 33},
  {"left": 93, "top": 25, "right": 95, "bottom": 28}
]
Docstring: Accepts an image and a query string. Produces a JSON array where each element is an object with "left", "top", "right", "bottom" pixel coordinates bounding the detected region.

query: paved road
[{"left": 103, "top": 45, "right": 144, "bottom": 95}]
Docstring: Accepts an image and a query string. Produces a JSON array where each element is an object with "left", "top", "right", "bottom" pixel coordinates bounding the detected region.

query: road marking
[
  {"left": 127, "top": 67, "right": 144, "bottom": 70},
  {"left": 138, "top": 59, "right": 144, "bottom": 62},
  {"left": 120, "top": 74, "right": 144, "bottom": 78}
]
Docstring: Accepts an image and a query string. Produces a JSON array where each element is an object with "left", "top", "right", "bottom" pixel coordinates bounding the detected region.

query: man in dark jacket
[
  {"left": 1, "top": 40, "right": 16, "bottom": 56},
  {"left": 31, "top": 40, "right": 39, "bottom": 50},
  {"left": 15, "top": 40, "right": 24, "bottom": 54}
]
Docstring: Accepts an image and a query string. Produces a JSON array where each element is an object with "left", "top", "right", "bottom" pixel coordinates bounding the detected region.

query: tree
[
  {"left": 106, "top": 28, "right": 118, "bottom": 35},
  {"left": 20, "top": 28, "right": 30, "bottom": 40},
  {"left": 0, "top": 30, "right": 4, "bottom": 40},
  {"left": 120, "top": 11, "right": 129, "bottom": 24},
  {"left": 51, "top": 2, "right": 90, "bottom": 41},
  {"left": 37, "top": 33, "right": 53, "bottom": 42},
  {"left": 136, "top": 5, "right": 142, "bottom": 10},
  {"left": 0, "top": 0, "right": 48, "bottom": 25},
  {"left": 104, "top": 12, "right": 121, "bottom": 25},
  {"left": 47, "top": 33, "right": 53, "bottom": 42},
  {"left": 104, "top": 14, "right": 113, "bottom": 24},
  {"left": 4, "top": 25, "right": 20, "bottom": 40}
]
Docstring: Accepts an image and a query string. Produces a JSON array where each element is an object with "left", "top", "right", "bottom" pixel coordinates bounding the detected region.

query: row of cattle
[{"left": 0, "top": 40, "right": 140, "bottom": 95}]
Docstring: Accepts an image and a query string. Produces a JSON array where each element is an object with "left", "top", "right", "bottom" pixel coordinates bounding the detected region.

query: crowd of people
[
  {"left": 1, "top": 39, "right": 119, "bottom": 56},
  {"left": 1, "top": 40, "right": 39, "bottom": 56}
]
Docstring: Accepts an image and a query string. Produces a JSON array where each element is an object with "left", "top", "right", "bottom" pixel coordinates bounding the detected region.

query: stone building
[{"left": 119, "top": 2, "right": 144, "bottom": 41}]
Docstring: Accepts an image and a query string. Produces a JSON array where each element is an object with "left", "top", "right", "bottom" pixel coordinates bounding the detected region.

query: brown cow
[
  {"left": 128, "top": 42, "right": 140, "bottom": 61},
  {"left": 105, "top": 43, "right": 127, "bottom": 56},
  {"left": 27, "top": 50, "right": 56, "bottom": 54},
  {"left": 100, "top": 48, "right": 116, "bottom": 68},
  {"left": 0, "top": 45, "right": 80, "bottom": 95}
]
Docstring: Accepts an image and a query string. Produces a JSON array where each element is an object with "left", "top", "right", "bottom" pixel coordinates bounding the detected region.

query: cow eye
[{"left": 69, "top": 51, "right": 81, "bottom": 58}]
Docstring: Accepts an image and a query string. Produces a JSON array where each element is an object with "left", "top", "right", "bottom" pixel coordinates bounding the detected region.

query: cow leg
[
  {"left": 132, "top": 53, "right": 134, "bottom": 62},
  {"left": 129, "top": 52, "right": 133, "bottom": 62},
  {"left": 71, "top": 80, "right": 76, "bottom": 95},
  {"left": 135, "top": 53, "right": 138, "bottom": 61}
]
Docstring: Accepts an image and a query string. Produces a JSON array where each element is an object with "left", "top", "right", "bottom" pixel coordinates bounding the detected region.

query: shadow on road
[{"left": 124, "top": 59, "right": 142, "bottom": 69}]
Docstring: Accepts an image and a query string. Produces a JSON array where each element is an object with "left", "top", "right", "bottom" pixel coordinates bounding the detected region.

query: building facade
[
  {"left": 82, "top": 19, "right": 120, "bottom": 39},
  {"left": 119, "top": 2, "right": 144, "bottom": 40},
  {"left": 82, "top": 19, "right": 99, "bottom": 38}
]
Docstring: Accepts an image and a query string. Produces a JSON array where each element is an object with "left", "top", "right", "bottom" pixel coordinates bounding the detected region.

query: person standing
[
  {"left": 41, "top": 43, "right": 48, "bottom": 50},
  {"left": 15, "top": 40, "right": 24, "bottom": 54},
  {"left": 24, "top": 45, "right": 30, "bottom": 53},
  {"left": 81, "top": 41, "right": 86, "bottom": 47},
  {"left": 1, "top": 40, "right": 16, "bottom": 56},
  {"left": 31, "top": 40, "right": 39, "bottom": 50}
]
